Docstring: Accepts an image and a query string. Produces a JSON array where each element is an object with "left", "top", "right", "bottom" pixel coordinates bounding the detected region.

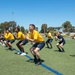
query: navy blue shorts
[
  {"left": 32, "top": 42, "right": 45, "bottom": 50},
  {"left": 46, "top": 38, "right": 53, "bottom": 43},
  {"left": 7, "top": 40, "right": 15, "bottom": 44},
  {"left": 17, "top": 40, "right": 28, "bottom": 45},
  {"left": 0, "top": 38, "right": 5, "bottom": 41},
  {"left": 59, "top": 41, "right": 66, "bottom": 45}
]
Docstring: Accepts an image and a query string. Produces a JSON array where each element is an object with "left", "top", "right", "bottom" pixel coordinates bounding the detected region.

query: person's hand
[
  {"left": 13, "top": 33, "right": 17, "bottom": 39},
  {"left": 55, "top": 36, "right": 58, "bottom": 41},
  {"left": 26, "top": 36, "right": 30, "bottom": 40}
]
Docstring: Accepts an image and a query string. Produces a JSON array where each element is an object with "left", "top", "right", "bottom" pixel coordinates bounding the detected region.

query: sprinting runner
[
  {"left": 26, "top": 24, "right": 45, "bottom": 65},
  {"left": 45, "top": 30, "right": 53, "bottom": 49},
  {"left": 55, "top": 32, "right": 66, "bottom": 52},
  {"left": 14, "top": 27, "right": 28, "bottom": 56}
]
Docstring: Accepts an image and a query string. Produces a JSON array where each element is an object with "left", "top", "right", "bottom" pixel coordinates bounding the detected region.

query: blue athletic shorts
[
  {"left": 46, "top": 38, "right": 53, "bottom": 43},
  {"left": 0, "top": 38, "right": 5, "bottom": 41},
  {"left": 59, "top": 41, "right": 66, "bottom": 45},
  {"left": 32, "top": 42, "right": 45, "bottom": 50},
  {"left": 7, "top": 40, "right": 15, "bottom": 44},
  {"left": 17, "top": 40, "right": 28, "bottom": 45}
]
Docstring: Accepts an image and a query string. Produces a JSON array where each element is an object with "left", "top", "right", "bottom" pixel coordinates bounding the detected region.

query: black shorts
[
  {"left": 17, "top": 40, "right": 28, "bottom": 45},
  {"left": 7, "top": 40, "right": 15, "bottom": 44},
  {"left": 32, "top": 42, "right": 45, "bottom": 50},
  {"left": 0, "top": 38, "right": 5, "bottom": 41},
  {"left": 59, "top": 41, "right": 66, "bottom": 45},
  {"left": 46, "top": 38, "right": 53, "bottom": 43}
]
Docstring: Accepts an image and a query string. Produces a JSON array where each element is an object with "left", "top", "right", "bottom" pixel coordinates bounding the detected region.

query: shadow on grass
[
  {"left": 70, "top": 55, "right": 75, "bottom": 57},
  {"left": 26, "top": 59, "right": 45, "bottom": 63},
  {"left": 54, "top": 50, "right": 59, "bottom": 52},
  {"left": 45, "top": 47, "right": 53, "bottom": 49},
  {"left": 54, "top": 50, "right": 65, "bottom": 53}
]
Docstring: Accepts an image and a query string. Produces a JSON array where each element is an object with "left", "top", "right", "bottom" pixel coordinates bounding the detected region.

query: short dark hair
[
  {"left": 6, "top": 28, "right": 9, "bottom": 30},
  {"left": 29, "top": 24, "right": 35, "bottom": 29},
  {"left": 6, "top": 28, "right": 10, "bottom": 32},
  {"left": 16, "top": 27, "right": 20, "bottom": 31}
]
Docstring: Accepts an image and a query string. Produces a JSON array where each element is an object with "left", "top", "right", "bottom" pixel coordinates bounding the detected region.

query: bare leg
[
  {"left": 7, "top": 42, "right": 12, "bottom": 48},
  {"left": 50, "top": 43, "right": 52, "bottom": 48},
  {"left": 34, "top": 48, "right": 42, "bottom": 65},
  {"left": 30, "top": 47, "right": 35, "bottom": 56},
  {"left": 16, "top": 43, "right": 22, "bottom": 52},
  {"left": 60, "top": 43, "right": 65, "bottom": 52},
  {"left": 56, "top": 43, "right": 61, "bottom": 52},
  {"left": 19, "top": 43, "right": 25, "bottom": 52},
  {"left": 30, "top": 47, "right": 37, "bottom": 62},
  {"left": 46, "top": 40, "right": 49, "bottom": 48}
]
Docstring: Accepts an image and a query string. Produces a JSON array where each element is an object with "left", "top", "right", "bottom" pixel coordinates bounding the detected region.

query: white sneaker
[
  {"left": 20, "top": 53, "right": 27, "bottom": 56},
  {"left": 17, "top": 52, "right": 21, "bottom": 55},
  {"left": 2, "top": 44, "right": 5, "bottom": 46}
]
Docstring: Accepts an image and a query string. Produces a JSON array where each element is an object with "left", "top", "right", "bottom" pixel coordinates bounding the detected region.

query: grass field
[{"left": 0, "top": 37, "right": 75, "bottom": 75}]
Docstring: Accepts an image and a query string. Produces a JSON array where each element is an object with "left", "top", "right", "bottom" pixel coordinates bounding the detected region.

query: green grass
[{"left": 0, "top": 38, "right": 75, "bottom": 75}]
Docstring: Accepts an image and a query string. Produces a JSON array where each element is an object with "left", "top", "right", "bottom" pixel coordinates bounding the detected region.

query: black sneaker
[
  {"left": 46, "top": 46, "right": 50, "bottom": 48},
  {"left": 9, "top": 48, "right": 14, "bottom": 51},
  {"left": 34, "top": 58, "right": 38, "bottom": 64},
  {"left": 62, "top": 49, "right": 65, "bottom": 52},
  {"left": 36, "top": 61, "right": 42, "bottom": 65},
  {"left": 58, "top": 49, "right": 62, "bottom": 52}
]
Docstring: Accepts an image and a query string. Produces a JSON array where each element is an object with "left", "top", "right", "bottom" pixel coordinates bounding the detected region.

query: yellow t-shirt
[
  {"left": 26, "top": 33, "right": 30, "bottom": 38},
  {"left": 47, "top": 32, "right": 53, "bottom": 39},
  {"left": 17, "top": 31, "right": 25, "bottom": 40},
  {"left": 4, "top": 33, "right": 8, "bottom": 39},
  {"left": 6, "top": 32, "right": 14, "bottom": 40},
  {"left": 30, "top": 30, "right": 44, "bottom": 43}
]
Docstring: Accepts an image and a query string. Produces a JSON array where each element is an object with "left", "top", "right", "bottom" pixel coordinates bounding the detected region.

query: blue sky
[{"left": 0, "top": 0, "right": 75, "bottom": 30}]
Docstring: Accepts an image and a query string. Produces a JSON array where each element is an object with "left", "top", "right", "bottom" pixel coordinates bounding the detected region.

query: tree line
[
  {"left": 0, "top": 21, "right": 75, "bottom": 34},
  {"left": 0, "top": 21, "right": 27, "bottom": 33},
  {"left": 40, "top": 21, "right": 75, "bottom": 33}
]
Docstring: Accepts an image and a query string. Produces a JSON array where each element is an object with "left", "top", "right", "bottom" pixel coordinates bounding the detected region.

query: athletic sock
[
  {"left": 62, "top": 48, "right": 65, "bottom": 52},
  {"left": 33, "top": 55, "right": 38, "bottom": 63},
  {"left": 20, "top": 49, "right": 24, "bottom": 53},
  {"left": 34, "top": 55, "right": 37, "bottom": 59},
  {"left": 47, "top": 46, "right": 49, "bottom": 48},
  {"left": 58, "top": 48, "right": 61, "bottom": 52}
]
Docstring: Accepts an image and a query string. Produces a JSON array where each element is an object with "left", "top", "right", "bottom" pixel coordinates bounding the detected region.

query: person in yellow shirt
[
  {"left": 26, "top": 31, "right": 33, "bottom": 45},
  {"left": 0, "top": 32, "right": 6, "bottom": 46},
  {"left": 4, "top": 31, "right": 7, "bottom": 39},
  {"left": 26, "top": 24, "right": 45, "bottom": 65},
  {"left": 3, "top": 31, "right": 8, "bottom": 46},
  {"left": 5, "top": 29, "right": 15, "bottom": 50},
  {"left": 45, "top": 30, "right": 53, "bottom": 49},
  {"left": 14, "top": 27, "right": 28, "bottom": 56}
]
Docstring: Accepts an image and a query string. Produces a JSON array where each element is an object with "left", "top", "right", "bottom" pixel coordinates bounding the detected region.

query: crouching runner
[
  {"left": 26, "top": 24, "right": 45, "bottom": 65},
  {"left": 5, "top": 29, "right": 15, "bottom": 50},
  {"left": 14, "top": 27, "right": 28, "bottom": 56},
  {"left": 55, "top": 32, "right": 66, "bottom": 52}
]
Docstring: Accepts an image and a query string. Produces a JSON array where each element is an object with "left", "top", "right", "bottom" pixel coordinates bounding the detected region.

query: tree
[
  {"left": 20, "top": 26, "right": 25, "bottom": 33},
  {"left": 40, "top": 24, "right": 47, "bottom": 33},
  {"left": 17, "top": 25, "right": 20, "bottom": 28},
  {"left": 69, "top": 26, "right": 75, "bottom": 32},
  {"left": 47, "top": 27, "right": 56, "bottom": 36},
  {"left": 0, "top": 21, "right": 17, "bottom": 32},
  {"left": 47, "top": 27, "right": 55, "bottom": 31},
  {"left": 62, "top": 21, "right": 72, "bottom": 32}
]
